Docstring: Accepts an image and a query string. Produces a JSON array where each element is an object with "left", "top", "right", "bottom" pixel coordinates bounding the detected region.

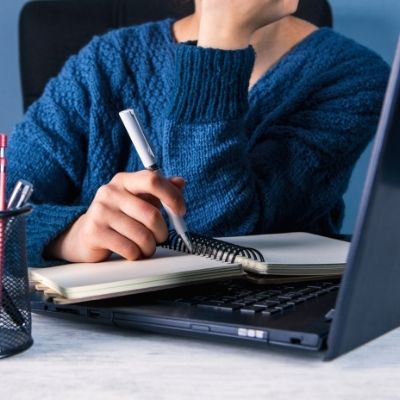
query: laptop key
[
  {"left": 265, "top": 290, "right": 282, "bottom": 295},
  {"left": 197, "top": 302, "right": 230, "bottom": 310},
  {"left": 307, "top": 285, "right": 323, "bottom": 290},
  {"left": 236, "top": 291, "right": 253, "bottom": 297},
  {"left": 321, "top": 282, "right": 336, "bottom": 287},
  {"left": 252, "top": 295, "right": 269, "bottom": 301},
  {"left": 240, "top": 306, "right": 266, "bottom": 314},
  {"left": 241, "top": 295, "right": 262, "bottom": 301},
  {"left": 297, "top": 288, "right": 316, "bottom": 295},
  {"left": 256, "top": 291, "right": 275, "bottom": 297},
  {"left": 171, "top": 298, "right": 196, "bottom": 306},
  {"left": 254, "top": 300, "right": 280, "bottom": 307},
  {"left": 284, "top": 292, "right": 302, "bottom": 298},
  {"left": 230, "top": 300, "right": 256, "bottom": 307},
  {"left": 261, "top": 308, "right": 282, "bottom": 316},
  {"left": 216, "top": 303, "right": 242, "bottom": 311},
  {"left": 207, "top": 304, "right": 242, "bottom": 311},
  {"left": 277, "top": 295, "right": 294, "bottom": 301},
  {"left": 324, "top": 308, "right": 335, "bottom": 321},
  {"left": 298, "top": 294, "right": 318, "bottom": 301},
  {"left": 220, "top": 296, "right": 237, "bottom": 301}
]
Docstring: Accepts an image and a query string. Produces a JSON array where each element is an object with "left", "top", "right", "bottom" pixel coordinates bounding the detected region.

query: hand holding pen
[
  {"left": 44, "top": 171, "right": 187, "bottom": 263},
  {"left": 44, "top": 154, "right": 187, "bottom": 264},
  {"left": 43, "top": 110, "right": 191, "bottom": 263}
]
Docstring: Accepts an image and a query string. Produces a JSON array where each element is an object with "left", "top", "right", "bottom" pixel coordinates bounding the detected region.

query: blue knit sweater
[{"left": 8, "top": 19, "right": 389, "bottom": 267}]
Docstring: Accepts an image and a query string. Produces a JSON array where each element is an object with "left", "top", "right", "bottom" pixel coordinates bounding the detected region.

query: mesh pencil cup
[{"left": 0, "top": 206, "right": 33, "bottom": 358}]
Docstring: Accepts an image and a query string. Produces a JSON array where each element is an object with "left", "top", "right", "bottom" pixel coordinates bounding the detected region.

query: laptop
[{"left": 31, "top": 38, "right": 400, "bottom": 361}]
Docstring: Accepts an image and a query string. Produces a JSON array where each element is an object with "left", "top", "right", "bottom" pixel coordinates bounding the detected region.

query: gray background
[{"left": 0, "top": 0, "right": 399, "bottom": 233}]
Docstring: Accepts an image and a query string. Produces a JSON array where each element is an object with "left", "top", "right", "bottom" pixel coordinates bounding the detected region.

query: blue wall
[
  {"left": 0, "top": 0, "right": 26, "bottom": 135},
  {"left": 0, "top": 0, "right": 399, "bottom": 233},
  {"left": 329, "top": 0, "right": 400, "bottom": 232}
]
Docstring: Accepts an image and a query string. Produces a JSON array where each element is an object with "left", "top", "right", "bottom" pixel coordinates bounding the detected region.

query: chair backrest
[{"left": 19, "top": 0, "right": 332, "bottom": 111}]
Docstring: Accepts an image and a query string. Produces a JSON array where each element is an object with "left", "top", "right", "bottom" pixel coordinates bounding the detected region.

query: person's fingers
[
  {"left": 116, "top": 195, "right": 169, "bottom": 244},
  {"left": 137, "top": 193, "right": 162, "bottom": 209},
  {"left": 108, "top": 211, "right": 157, "bottom": 258},
  {"left": 111, "top": 171, "right": 186, "bottom": 216},
  {"left": 95, "top": 184, "right": 168, "bottom": 243},
  {"left": 86, "top": 223, "right": 142, "bottom": 261}
]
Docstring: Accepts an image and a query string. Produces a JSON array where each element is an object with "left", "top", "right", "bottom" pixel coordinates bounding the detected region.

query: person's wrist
[
  {"left": 43, "top": 229, "right": 68, "bottom": 260},
  {"left": 44, "top": 215, "right": 84, "bottom": 261}
]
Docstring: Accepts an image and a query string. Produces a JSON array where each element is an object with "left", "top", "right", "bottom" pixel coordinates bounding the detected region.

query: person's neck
[
  {"left": 248, "top": 17, "right": 318, "bottom": 87},
  {"left": 172, "top": 14, "right": 317, "bottom": 88}
]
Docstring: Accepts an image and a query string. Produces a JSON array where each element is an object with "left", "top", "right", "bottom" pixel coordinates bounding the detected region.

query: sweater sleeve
[
  {"left": 161, "top": 43, "right": 389, "bottom": 236},
  {"left": 7, "top": 40, "right": 98, "bottom": 267}
]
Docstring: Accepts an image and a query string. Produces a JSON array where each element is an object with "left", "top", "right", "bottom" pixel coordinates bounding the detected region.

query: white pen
[{"left": 119, "top": 108, "right": 193, "bottom": 253}]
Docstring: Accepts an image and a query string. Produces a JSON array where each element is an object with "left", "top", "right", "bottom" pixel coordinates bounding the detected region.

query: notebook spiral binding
[{"left": 163, "top": 230, "right": 265, "bottom": 264}]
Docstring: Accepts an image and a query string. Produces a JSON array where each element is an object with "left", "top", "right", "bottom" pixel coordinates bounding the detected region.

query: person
[{"left": 8, "top": 0, "right": 389, "bottom": 267}]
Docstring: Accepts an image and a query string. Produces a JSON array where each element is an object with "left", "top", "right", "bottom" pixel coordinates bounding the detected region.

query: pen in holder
[{"left": 0, "top": 206, "right": 33, "bottom": 358}]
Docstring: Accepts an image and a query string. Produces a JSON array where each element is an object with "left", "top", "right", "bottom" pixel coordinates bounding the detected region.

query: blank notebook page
[{"left": 222, "top": 232, "right": 349, "bottom": 265}]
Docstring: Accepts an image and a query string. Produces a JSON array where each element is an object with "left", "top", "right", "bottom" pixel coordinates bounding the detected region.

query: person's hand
[
  {"left": 45, "top": 171, "right": 186, "bottom": 263},
  {"left": 198, "top": 0, "right": 299, "bottom": 49}
]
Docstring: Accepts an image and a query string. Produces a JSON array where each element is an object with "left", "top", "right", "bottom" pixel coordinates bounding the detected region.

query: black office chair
[{"left": 19, "top": 0, "right": 332, "bottom": 112}]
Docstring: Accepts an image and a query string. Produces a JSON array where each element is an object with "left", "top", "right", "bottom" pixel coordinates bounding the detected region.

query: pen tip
[{"left": 182, "top": 234, "right": 193, "bottom": 254}]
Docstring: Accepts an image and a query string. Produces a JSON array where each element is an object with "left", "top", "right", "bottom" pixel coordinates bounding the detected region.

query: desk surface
[{"left": 1, "top": 313, "right": 399, "bottom": 400}]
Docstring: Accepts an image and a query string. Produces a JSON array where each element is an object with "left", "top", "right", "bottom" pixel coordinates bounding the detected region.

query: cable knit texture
[{"left": 8, "top": 19, "right": 389, "bottom": 267}]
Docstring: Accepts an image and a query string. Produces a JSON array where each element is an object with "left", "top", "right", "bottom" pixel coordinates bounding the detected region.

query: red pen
[
  {"left": 0, "top": 134, "right": 7, "bottom": 209},
  {"left": 0, "top": 133, "right": 7, "bottom": 306}
]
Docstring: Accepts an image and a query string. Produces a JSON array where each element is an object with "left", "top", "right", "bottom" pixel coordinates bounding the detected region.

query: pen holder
[{"left": 0, "top": 206, "right": 33, "bottom": 358}]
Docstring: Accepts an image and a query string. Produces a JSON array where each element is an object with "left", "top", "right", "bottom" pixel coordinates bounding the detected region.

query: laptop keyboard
[{"left": 158, "top": 280, "right": 340, "bottom": 316}]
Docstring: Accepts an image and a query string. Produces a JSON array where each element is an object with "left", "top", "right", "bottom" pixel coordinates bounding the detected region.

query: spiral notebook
[{"left": 29, "top": 232, "right": 349, "bottom": 304}]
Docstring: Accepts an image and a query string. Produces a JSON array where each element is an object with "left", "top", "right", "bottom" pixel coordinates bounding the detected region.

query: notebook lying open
[
  {"left": 31, "top": 38, "right": 400, "bottom": 360},
  {"left": 30, "top": 232, "right": 349, "bottom": 304}
]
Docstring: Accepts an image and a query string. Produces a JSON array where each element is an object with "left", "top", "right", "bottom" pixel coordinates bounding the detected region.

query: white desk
[{"left": 1, "top": 313, "right": 399, "bottom": 400}]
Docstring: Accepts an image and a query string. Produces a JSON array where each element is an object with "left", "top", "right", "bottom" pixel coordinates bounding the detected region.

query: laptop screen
[{"left": 326, "top": 37, "right": 400, "bottom": 360}]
